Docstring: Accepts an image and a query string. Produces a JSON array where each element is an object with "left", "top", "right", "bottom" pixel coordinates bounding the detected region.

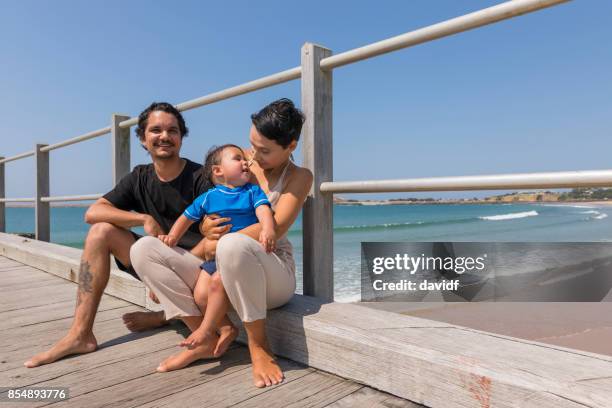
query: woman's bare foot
[
  {"left": 24, "top": 332, "right": 97, "bottom": 368},
  {"left": 157, "top": 333, "right": 219, "bottom": 372},
  {"left": 122, "top": 311, "right": 167, "bottom": 332},
  {"left": 214, "top": 324, "right": 239, "bottom": 357},
  {"left": 249, "top": 343, "right": 284, "bottom": 388}
]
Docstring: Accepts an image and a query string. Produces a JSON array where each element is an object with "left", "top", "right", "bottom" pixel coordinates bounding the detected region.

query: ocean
[{"left": 4, "top": 203, "right": 611, "bottom": 301}]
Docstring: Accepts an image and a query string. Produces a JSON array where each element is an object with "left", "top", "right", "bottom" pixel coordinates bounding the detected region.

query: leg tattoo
[{"left": 76, "top": 260, "right": 93, "bottom": 308}]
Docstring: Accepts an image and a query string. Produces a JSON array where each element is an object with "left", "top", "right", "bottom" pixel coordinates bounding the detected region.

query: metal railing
[{"left": 0, "top": 0, "right": 590, "bottom": 302}]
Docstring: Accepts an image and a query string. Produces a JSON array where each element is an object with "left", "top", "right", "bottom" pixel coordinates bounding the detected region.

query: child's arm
[
  {"left": 159, "top": 215, "right": 195, "bottom": 247},
  {"left": 255, "top": 205, "right": 276, "bottom": 253}
]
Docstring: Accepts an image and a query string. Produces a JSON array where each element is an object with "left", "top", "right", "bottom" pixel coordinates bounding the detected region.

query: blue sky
[{"left": 1, "top": 0, "right": 610, "bottom": 200}]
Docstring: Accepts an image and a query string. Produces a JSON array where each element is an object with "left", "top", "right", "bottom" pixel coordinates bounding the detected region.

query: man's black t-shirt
[{"left": 103, "top": 158, "right": 211, "bottom": 249}]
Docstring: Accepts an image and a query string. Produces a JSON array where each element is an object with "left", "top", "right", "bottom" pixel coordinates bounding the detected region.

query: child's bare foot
[
  {"left": 157, "top": 333, "right": 219, "bottom": 372},
  {"left": 179, "top": 326, "right": 214, "bottom": 349},
  {"left": 249, "top": 343, "right": 284, "bottom": 388},
  {"left": 24, "top": 331, "right": 97, "bottom": 368},
  {"left": 122, "top": 311, "right": 167, "bottom": 332},
  {"left": 214, "top": 324, "right": 239, "bottom": 357}
]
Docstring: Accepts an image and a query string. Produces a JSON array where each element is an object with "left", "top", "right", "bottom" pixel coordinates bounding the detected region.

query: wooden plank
[
  {"left": 111, "top": 114, "right": 131, "bottom": 186},
  {"left": 232, "top": 371, "right": 361, "bottom": 408},
  {"left": 301, "top": 42, "right": 334, "bottom": 302},
  {"left": 0, "top": 234, "right": 147, "bottom": 306},
  {"left": 34, "top": 347, "right": 254, "bottom": 408},
  {"left": 0, "top": 276, "right": 69, "bottom": 293},
  {"left": 89, "top": 355, "right": 311, "bottom": 408},
  {"left": 0, "top": 296, "right": 128, "bottom": 330},
  {"left": 35, "top": 144, "right": 50, "bottom": 242},
  {"left": 0, "top": 156, "right": 4, "bottom": 232},
  {"left": 0, "top": 285, "right": 79, "bottom": 312},
  {"left": 227, "top": 296, "right": 612, "bottom": 408},
  {"left": 0, "top": 305, "right": 141, "bottom": 355},
  {"left": 325, "top": 387, "right": 424, "bottom": 408},
  {"left": 2, "top": 321, "right": 189, "bottom": 385}
]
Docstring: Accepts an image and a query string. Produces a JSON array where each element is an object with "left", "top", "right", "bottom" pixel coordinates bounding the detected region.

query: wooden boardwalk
[{"left": 0, "top": 256, "right": 419, "bottom": 408}]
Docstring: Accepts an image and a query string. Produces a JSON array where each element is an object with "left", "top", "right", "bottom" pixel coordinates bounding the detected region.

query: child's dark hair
[
  {"left": 203, "top": 144, "right": 245, "bottom": 184},
  {"left": 250, "top": 98, "right": 304, "bottom": 148}
]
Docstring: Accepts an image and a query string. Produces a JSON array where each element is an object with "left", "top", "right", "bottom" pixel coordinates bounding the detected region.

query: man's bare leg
[
  {"left": 24, "top": 223, "right": 135, "bottom": 368},
  {"left": 245, "top": 319, "right": 284, "bottom": 388}
]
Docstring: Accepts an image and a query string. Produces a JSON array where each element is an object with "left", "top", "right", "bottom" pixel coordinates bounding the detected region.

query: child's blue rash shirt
[{"left": 182, "top": 183, "right": 270, "bottom": 232}]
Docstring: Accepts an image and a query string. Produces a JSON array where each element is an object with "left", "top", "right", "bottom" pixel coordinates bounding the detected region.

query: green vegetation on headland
[{"left": 334, "top": 188, "right": 612, "bottom": 205}]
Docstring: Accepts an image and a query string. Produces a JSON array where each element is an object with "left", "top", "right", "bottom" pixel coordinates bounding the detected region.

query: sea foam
[{"left": 479, "top": 210, "right": 539, "bottom": 221}]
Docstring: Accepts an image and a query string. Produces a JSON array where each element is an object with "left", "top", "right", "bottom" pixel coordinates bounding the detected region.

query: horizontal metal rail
[
  {"left": 319, "top": 0, "right": 568, "bottom": 70},
  {"left": 1, "top": 0, "right": 568, "bottom": 161},
  {"left": 0, "top": 197, "right": 35, "bottom": 203},
  {"left": 40, "top": 127, "right": 112, "bottom": 152},
  {"left": 41, "top": 194, "right": 102, "bottom": 202},
  {"left": 0, "top": 151, "right": 35, "bottom": 164},
  {"left": 320, "top": 169, "right": 612, "bottom": 193},
  {"left": 119, "top": 67, "right": 303, "bottom": 128}
]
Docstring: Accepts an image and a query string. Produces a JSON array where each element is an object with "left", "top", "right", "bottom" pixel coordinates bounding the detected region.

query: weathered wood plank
[
  {"left": 35, "top": 144, "right": 50, "bottom": 242},
  {"left": 118, "top": 358, "right": 313, "bottom": 408},
  {"left": 325, "top": 387, "right": 424, "bottom": 408},
  {"left": 0, "top": 232, "right": 147, "bottom": 306},
  {"left": 2, "top": 321, "right": 188, "bottom": 384},
  {"left": 233, "top": 371, "right": 361, "bottom": 408},
  {"left": 0, "top": 305, "right": 140, "bottom": 354},
  {"left": 35, "top": 348, "right": 255, "bottom": 408},
  {"left": 0, "top": 296, "right": 128, "bottom": 330},
  {"left": 301, "top": 42, "right": 334, "bottom": 302},
  {"left": 227, "top": 296, "right": 612, "bottom": 408}
]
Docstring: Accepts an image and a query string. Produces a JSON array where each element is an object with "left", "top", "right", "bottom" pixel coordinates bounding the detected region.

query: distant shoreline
[
  {"left": 334, "top": 199, "right": 612, "bottom": 207},
  {"left": 4, "top": 200, "right": 612, "bottom": 208}
]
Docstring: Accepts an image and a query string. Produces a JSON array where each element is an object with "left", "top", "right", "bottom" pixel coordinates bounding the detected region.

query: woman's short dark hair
[
  {"left": 135, "top": 102, "right": 189, "bottom": 139},
  {"left": 250, "top": 98, "right": 304, "bottom": 148},
  {"left": 203, "top": 144, "right": 244, "bottom": 185}
]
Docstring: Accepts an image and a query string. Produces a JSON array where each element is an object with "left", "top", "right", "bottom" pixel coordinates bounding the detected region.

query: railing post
[
  {"left": 111, "top": 114, "right": 131, "bottom": 186},
  {"left": 0, "top": 157, "right": 5, "bottom": 233},
  {"left": 35, "top": 144, "right": 50, "bottom": 242},
  {"left": 301, "top": 43, "right": 334, "bottom": 302}
]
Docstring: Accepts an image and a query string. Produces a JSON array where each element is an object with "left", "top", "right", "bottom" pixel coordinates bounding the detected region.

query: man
[{"left": 25, "top": 102, "right": 215, "bottom": 367}]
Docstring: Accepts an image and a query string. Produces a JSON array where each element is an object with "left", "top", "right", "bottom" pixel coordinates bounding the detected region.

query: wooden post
[
  {"left": 0, "top": 157, "right": 5, "bottom": 233},
  {"left": 111, "top": 114, "right": 131, "bottom": 186},
  {"left": 35, "top": 144, "right": 50, "bottom": 242},
  {"left": 301, "top": 43, "right": 334, "bottom": 302}
]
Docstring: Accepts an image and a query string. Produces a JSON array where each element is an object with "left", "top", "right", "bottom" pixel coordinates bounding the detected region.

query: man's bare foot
[
  {"left": 249, "top": 343, "right": 284, "bottom": 388},
  {"left": 122, "top": 311, "right": 167, "bottom": 332},
  {"left": 148, "top": 291, "right": 160, "bottom": 304},
  {"left": 157, "top": 333, "right": 219, "bottom": 372},
  {"left": 24, "top": 332, "right": 97, "bottom": 368},
  {"left": 213, "top": 324, "right": 239, "bottom": 357}
]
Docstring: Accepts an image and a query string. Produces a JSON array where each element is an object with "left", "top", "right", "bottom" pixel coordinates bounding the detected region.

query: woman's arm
[{"left": 239, "top": 167, "right": 313, "bottom": 240}]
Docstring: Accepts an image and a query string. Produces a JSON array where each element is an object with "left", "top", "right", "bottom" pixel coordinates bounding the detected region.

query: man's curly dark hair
[{"left": 135, "top": 102, "right": 189, "bottom": 139}]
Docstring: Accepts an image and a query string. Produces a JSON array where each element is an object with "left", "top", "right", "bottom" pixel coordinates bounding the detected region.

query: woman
[{"left": 129, "top": 98, "right": 313, "bottom": 388}]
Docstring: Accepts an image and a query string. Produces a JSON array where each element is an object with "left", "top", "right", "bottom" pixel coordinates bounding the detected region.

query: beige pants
[
  {"left": 216, "top": 233, "right": 296, "bottom": 322},
  {"left": 130, "top": 234, "right": 295, "bottom": 322}
]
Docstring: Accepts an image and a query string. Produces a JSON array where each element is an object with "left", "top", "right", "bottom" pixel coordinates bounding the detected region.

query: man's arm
[{"left": 84, "top": 198, "right": 164, "bottom": 236}]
